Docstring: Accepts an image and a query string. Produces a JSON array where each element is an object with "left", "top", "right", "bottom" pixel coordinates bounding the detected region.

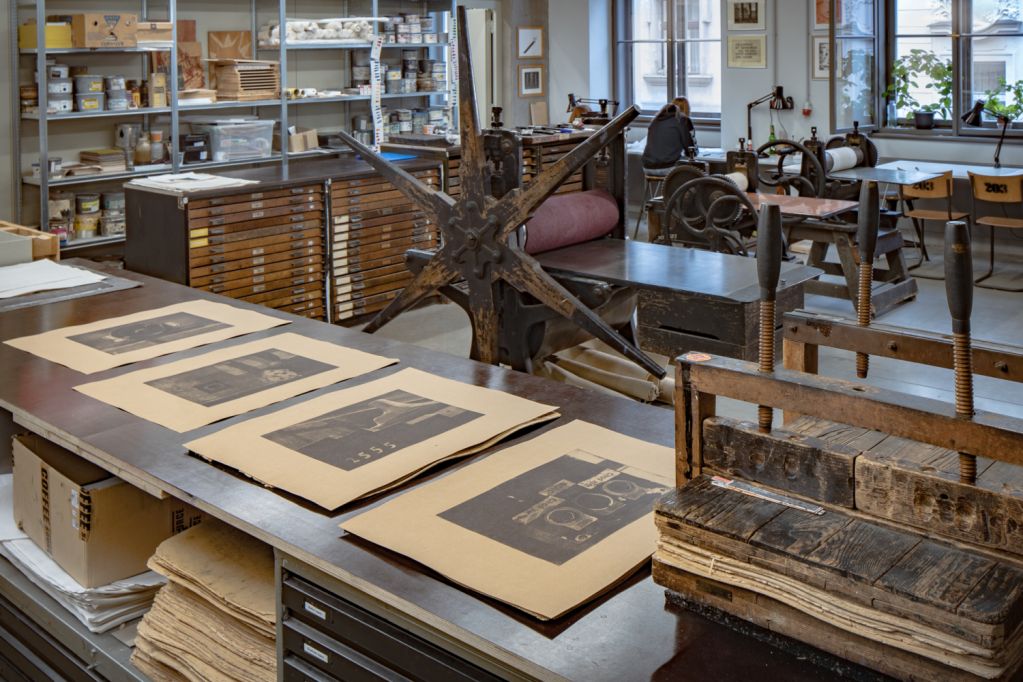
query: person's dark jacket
[{"left": 641, "top": 106, "right": 697, "bottom": 169}]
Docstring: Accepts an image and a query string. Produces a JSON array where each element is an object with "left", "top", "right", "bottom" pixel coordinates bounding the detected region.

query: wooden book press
[
  {"left": 334, "top": 6, "right": 663, "bottom": 378},
  {"left": 655, "top": 208, "right": 1023, "bottom": 681}
]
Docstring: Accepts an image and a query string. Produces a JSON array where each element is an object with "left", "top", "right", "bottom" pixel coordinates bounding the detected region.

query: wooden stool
[
  {"left": 969, "top": 172, "right": 1023, "bottom": 291},
  {"left": 633, "top": 169, "right": 669, "bottom": 239},
  {"left": 900, "top": 170, "right": 968, "bottom": 277}
]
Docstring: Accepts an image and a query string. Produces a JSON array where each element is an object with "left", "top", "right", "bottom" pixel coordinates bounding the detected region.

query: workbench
[{"left": 0, "top": 262, "right": 833, "bottom": 681}]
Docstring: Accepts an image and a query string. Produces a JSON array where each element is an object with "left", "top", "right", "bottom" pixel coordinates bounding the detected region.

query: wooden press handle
[
  {"left": 757, "top": 203, "right": 783, "bottom": 302},
  {"left": 945, "top": 220, "right": 973, "bottom": 336}
]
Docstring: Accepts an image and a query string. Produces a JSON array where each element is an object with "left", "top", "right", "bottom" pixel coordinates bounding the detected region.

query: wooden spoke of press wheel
[
  {"left": 332, "top": 128, "right": 453, "bottom": 228},
  {"left": 466, "top": 280, "right": 500, "bottom": 365},
  {"left": 454, "top": 5, "right": 487, "bottom": 208},
  {"left": 362, "top": 256, "right": 459, "bottom": 333},
  {"left": 495, "top": 105, "right": 641, "bottom": 236},
  {"left": 502, "top": 249, "right": 666, "bottom": 378}
]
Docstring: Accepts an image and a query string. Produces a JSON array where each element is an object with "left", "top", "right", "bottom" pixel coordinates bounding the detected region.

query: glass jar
[{"left": 134, "top": 133, "right": 151, "bottom": 165}]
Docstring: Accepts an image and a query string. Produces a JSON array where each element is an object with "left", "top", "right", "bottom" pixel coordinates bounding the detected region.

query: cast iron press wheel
[
  {"left": 655, "top": 164, "right": 708, "bottom": 244},
  {"left": 664, "top": 176, "right": 758, "bottom": 255},
  {"left": 755, "top": 139, "right": 826, "bottom": 197}
]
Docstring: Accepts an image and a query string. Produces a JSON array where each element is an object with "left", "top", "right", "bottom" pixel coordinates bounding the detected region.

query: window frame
[
  {"left": 614, "top": 0, "right": 722, "bottom": 125},
  {"left": 878, "top": 0, "right": 1023, "bottom": 139},
  {"left": 830, "top": 0, "right": 884, "bottom": 133}
]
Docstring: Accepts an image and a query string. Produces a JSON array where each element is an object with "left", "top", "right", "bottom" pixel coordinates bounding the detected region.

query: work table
[{"left": 0, "top": 261, "right": 829, "bottom": 681}]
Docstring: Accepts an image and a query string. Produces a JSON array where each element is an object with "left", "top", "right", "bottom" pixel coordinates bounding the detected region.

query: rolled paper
[
  {"left": 824, "top": 146, "right": 861, "bottom": 172},
  {"left": 723, "top": 171, "right": 749, "bottom": 191}
]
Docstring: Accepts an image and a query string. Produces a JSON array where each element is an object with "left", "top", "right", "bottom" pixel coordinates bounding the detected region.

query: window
[
  {"left": 884, "top": 0, "right": 1023, "bottom": 133},
  {"left": 832, "top": 0, "right": 880, "bottom": 131},
  {"left": 615, "top": 0, "right": 722, "bottom": 119}
]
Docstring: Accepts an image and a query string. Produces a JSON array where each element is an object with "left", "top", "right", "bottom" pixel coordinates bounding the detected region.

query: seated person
[{"left": 641, "top": 97, "right": 698, "bottom": 176}]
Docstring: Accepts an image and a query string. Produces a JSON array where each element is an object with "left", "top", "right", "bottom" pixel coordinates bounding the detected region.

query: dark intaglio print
[
  {"left": 440, "top": 452, "right": 669, "bottom": 565},
  {"left": 68, "top": 312, "right": 230, "bottom": 355},
  {"left": 146, "top": 348, "right": 334, "bottom": 406},
  {"left": 263, "top": 389, "right": 482, "bottom": 471}
]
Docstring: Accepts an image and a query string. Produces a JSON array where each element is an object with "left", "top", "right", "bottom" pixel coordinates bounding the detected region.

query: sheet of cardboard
[
  {"left": 75, "top": 333, "right": 397, "bottom": 433},
  {"left": 6, "top": 300, "right": 289, "bottom": 374},
  {"left": 185, "top": 368, "right": 559, "bottom": 510},
  {"left": 341, "top": 420, "right": 673, "bottom": 620}
]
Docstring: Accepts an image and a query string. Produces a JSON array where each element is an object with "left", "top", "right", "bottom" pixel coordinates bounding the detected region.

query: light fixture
[
  {"left": 962, "top": 99, "right": 1010, "bottom": 168},
  {"left": 747, "top": 86, "right": 794, "bottom": 146}
]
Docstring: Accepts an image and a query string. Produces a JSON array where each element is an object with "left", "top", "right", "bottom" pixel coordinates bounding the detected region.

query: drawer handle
[
  {"left": 210, "top": 217, "right": 225, "bottom": 226},
  {"left": 290, "top": 215, "right": 304, "bottom": 223}
]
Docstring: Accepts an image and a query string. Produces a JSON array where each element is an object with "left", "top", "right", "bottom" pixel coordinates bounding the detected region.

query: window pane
[
  {"left": 966, "top": 35, "right": 1023, "bottom": 122},
  {"left": 632, "top": 0, "right": 668, "bottom": 40},
  {"left": 674, "top": 40, "right": 722, "bottom": 115},
  {"left": 971, "top": 0, "right": 1023, "bottom": 33},
  {"left": 834, "top": 37, "right": 877, "bottom": 128},
  {"left": 891, "top": 37, "right": 953, "bottom": 119},
  {"left": 836, "top": 0, "right": 875, "bottom": 36},
  {"left": 675, "top": 0, "right": 721, "bottom": 39},
  {"left": 629, "top": 42, "right": 669, "bottom": 111},
  {"left": 895, "top": 0, "right": 951, "bottom": 35}
]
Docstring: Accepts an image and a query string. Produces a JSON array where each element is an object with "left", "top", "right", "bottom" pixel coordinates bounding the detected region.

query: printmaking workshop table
[
  {"left": 875, "top": 159, "right": 1023, "bottom": 179},
  {"left": 0, "top": 261, "right": 831, "bottom": 681},
  {"left": 536, "top": 240, "right": 821, "bottom": 361}
]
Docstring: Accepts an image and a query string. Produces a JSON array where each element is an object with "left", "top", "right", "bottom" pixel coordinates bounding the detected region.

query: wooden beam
[
  {"left": 782, "top": 311, "right": 1023, "bottom": 382},
  {"left": 681, "top": 354, "right": 1023, "bottom": 467}
]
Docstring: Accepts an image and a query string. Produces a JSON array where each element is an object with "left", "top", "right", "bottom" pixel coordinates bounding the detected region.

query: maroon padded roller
[{"left": 523, "top": 189, "right": 620, "bottom": 254}]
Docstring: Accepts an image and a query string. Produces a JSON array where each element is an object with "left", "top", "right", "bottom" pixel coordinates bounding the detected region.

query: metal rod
[
  {"left": 756, "top": 203, "right": 783, "bottom": 432},
  {"left": 278, "top": 0, "right": 288, "bottom": 178},
  {"left": 855, "top": 181, "right": 879, "bottom": 378},
  {"left": 169, "top": 0, "right": 179, "bottom": 172},
  {"left": 944, "top": 220, "right": 977, "bottom": 484},
  {"left": 36, "top": 0, "right": 48, "bottom": 228}
]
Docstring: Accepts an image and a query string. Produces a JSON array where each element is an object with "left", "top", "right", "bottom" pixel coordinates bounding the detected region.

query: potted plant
[
  {"left": 984, "top": 78, "right": 1023, "bottom": 125},
  {"left": 884, "top": 49, "right": 953, "bottom": 129}
]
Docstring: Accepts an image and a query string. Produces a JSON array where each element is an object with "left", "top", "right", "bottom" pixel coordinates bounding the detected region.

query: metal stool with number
[
  {"left": 634, "top": 167, "right": 672, "bottom": 240},
  {"left": 900, "top": 170, "right": 968, "bottom": 278},
  {"left": 968, "top": 172, "right": 1023, "bottom": 291}
]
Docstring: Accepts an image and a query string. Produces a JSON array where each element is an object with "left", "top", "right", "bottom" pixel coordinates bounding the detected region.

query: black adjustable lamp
[
  {"left": 962, "top": 99, "right": 1010, "bottom": 168},
  {"left": 747, "top": 86, "right": 794, "bottom": 146}
]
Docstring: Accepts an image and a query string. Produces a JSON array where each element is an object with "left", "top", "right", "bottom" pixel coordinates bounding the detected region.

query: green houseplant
[
  {"left": 884, "top": 49, "right": 953, "bottom": 129},
  {"left": 984, "top": 78, "right": 1023, "bottom": 124}
]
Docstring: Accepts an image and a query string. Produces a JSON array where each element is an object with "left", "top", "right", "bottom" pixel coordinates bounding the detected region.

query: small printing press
[{"left": 654, "top": 202, "right": 1023, "bottom": 680}]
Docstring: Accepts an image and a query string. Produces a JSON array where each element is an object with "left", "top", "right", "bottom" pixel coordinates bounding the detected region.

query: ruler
[{"left": 711, "top": 476, "right": 825, "bottom": 515}]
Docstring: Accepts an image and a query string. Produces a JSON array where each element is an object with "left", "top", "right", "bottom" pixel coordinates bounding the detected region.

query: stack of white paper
[
  {"left": 126, "top": 173, "right": 258, "bottom": 196},
  {"left": 0, "top": 474, "right": 165, "bottom": 634},
  {"left": 0, "top": 260, "right": 106, "bottom": 299}
]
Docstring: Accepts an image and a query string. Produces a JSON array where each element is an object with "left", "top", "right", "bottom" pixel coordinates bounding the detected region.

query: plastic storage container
[
  {"left": 186, "top": 117, "right": 275, "bottom": 162},
  {"left": 75, "top": 92, "right": 104, "bottom": 111},
  {"left": 73, "top": 75, "right": 104, "bottom": 93}
]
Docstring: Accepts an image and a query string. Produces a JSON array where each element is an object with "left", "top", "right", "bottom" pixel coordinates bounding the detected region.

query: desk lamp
[
  {"left": 962, "top": 100, "right": 1010, "bottom": 168},
  {"left": 747, "top": 86, "right": 794, "bottom": 146}
]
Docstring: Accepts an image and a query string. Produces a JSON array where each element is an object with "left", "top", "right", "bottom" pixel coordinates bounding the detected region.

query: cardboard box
[
  {"left": 0, "top": 222, "right": 59, "bottom": 261},
  {"left": 12, "top": 434, "right": 204, "bottom": 588},
  {"left": 18, "top": 20, "right": 73, "bottom": 49},
  {"left": 274, "top": 126, "right": 319, "bottom": 153},
  {"left": 0, "top": 231, "right": 33, "bottom": 266},
  {"left": 71, "top": 13, "right": 137, "bottom": 49},
  {"left": 137, "top": 20, "right": 172, "bottom": 43}
]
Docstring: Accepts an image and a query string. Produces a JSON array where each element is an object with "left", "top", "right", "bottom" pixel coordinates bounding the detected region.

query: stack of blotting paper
[{"left": 131, "top": 520, "right": 275, "bottom": 682}]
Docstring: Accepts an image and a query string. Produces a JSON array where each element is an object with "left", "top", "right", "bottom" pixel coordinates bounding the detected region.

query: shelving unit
[{"left": 10, "top": 0, "right": 456, "bottom": 248}]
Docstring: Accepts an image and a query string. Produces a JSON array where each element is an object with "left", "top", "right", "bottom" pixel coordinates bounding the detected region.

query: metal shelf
[
  {"left": 19, "top": 46, "right": 166, "bottom": 54},
  {"left": 22, "top": 107, "right": 172, "bottom": 121},
  {"left": 178, "top": 99, "right": 283, "bottom": 111},
  {"left": 62, "top": 234, "right": 126, "bottom": 252},
  {"left": 258, "top": 41, "right": 373, "bottom": 50},
  {"left": 23, "top": 165, "right": 173, "bottom": 187}
]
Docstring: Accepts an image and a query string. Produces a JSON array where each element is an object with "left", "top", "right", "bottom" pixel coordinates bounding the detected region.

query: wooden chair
[
  {"left": 899, "top": 171, "right": 968, "bottom": 275},
  {"left": 968, "top": 172, "right": 1023, "bottom": 291}
]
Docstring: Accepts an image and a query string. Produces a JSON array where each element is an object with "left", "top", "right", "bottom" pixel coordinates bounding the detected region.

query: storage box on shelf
[
  {"left": 0, "top": 222, "right": 60, "bottom": 261},
  {"left": 186, "top": 117, "right": 276, "bottom": 162}
]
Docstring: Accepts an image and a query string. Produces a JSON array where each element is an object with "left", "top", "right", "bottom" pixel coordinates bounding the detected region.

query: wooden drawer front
[
  {"left": 279, "top": 301, "right": 325, "bottom": 318},
  {"left": 336, "top": 290, "right": 402, "bottom": 320},
  {"left": 282, "top": 655, "right": 341, "bottom": 682},
  {"left": 333, "top": 234, "right": 436, "bottom": 260},
  {"left": 189, "top": 222, "right": 320, "bottom": 252},
  {"left": 189, "top": 212, "right": 323, "bottom": 239},
  {"left": 331, "top": 189, "right": 415, "bottom": 209},
  {"left": 334, "top": 206, "right": 425, "bottom": 227},
  {"left": 331, "top": 169, "right": 438, "bottom": 191},
  {"left": 188, "top": 191, "right": 323, "bottom": 219},
  {"left": 241, "top": 286, "right": 322, "bottom": 307},
  {"left": 189, "top": 243, "right": 321, "bottom": 277},
  {"left": 334, "top": 209, "right": 426, "bottom": 231},
  {"left": 336, "top": 272, "right": 412, "bottom": 299},
  {"left": 333, "top": 253, "right": 407, "bottom": 277},
  {"left": 333, "top": 223, "right": 431, "bottom": 248},
  {"left": 188, "top": 185, "right": 321, "bottom": 210},
  {"left": 331, "top": 196, "right": 423, "bottom": 216},
  {"left": 331, "top": 173, "right": 438, "bottom": 199},
  {"left": 189, "top": 228, "right": 323, "bottom": 264},
  {"left": 199, "top": 265, "right": 323, "bottom": 296},
  {"left": 189, "top": 201, "right": 323, "bottom": 229},
  {"left": 282, "top": 575, "right": 498, "bottom": 682},
  {"left": 190, "top": 254, "right": 322, "bottom": 288}
]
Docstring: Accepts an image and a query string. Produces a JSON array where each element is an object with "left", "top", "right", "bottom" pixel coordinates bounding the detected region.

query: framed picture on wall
[
  {"left": 812, "top": 36, "right": 830, "bottom": 79},
  {"left": 519, "top": 64, "right": 545, "bottom": 97},
  {"left": 727, "top": 0, "right": 765, "bottom": 31},
  {"left": 727, "top": 35, "right": 767, "bottom": 69},
  {"left": 814, "top": 0, "right": 839, "bottom": 30},
  {"left": 517, "top": 26, "right": 543, "bottom": 59}
]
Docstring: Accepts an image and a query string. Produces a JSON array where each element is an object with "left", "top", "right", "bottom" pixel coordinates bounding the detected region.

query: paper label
[
  {"left": 303, "top": 642, "right": 329, "bottom": 663},
  {"left": 303, "top": 600, "right": 327, "bottom": 620}
]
